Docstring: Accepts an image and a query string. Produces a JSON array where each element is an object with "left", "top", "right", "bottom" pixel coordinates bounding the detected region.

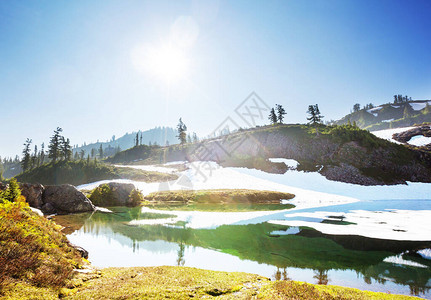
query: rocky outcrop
[
  {"left": 43, "top": 184, "right": 95, "bottom": 214},
  {"left": 20, "top": 183, "right": 44, "bottom": 208},
  {"left": 320, "top": 164, "right": 382, "bottom": 186},
  {"left": 392, "top": 125, "right": 431, "bottom": 144}
]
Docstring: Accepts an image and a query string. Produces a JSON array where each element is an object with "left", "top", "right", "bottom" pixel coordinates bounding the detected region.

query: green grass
[
  {"left": 15, "top": 160, "right": 177, "bottom": 186},
  {"left": 2, "top": 266, "right": 417, "bottom": 299},
  {"left": 143, "top": 189, "right": 295, "bottom": 211}
]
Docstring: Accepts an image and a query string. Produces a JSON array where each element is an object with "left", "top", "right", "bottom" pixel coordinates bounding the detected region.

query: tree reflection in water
[{"left": 313, "top": 269, "right": 329, "bottom": 285}]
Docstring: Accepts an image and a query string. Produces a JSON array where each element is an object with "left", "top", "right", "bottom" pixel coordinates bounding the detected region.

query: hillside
[
  {"left": 16, "top": 160, "right": 177, "bottom": 186},
  {"left": 108, "top": 124, "right": 431, "bottom": 185},
  {"left": 333, "top": 100, "right": 431, "bottom": 131},
  {"left": 72, "top": 127, "right": 177, "bottom": 157}
]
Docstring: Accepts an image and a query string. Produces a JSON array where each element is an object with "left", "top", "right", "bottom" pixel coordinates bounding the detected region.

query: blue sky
[{"left": 1, "top": 0, "right": 430, "bottom": 157}]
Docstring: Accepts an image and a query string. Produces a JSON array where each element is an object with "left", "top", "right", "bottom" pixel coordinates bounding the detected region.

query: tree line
[{"left": 20, "top": 127, "right": 72, "bottom": 172}]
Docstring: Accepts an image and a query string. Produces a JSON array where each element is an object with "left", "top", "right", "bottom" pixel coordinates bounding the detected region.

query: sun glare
[{"left": 131, "top": 43, "right": 190, "bottom": 83}]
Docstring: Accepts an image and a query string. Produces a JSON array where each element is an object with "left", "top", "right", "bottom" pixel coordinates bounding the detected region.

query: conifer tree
[
  {"left": 276, "top": 104, "right": 286, "bottom": 123},
  {"left": 177, "top": 118, "right": 187, "bottom": 144},
  {"left": 135, "top": 133, "right": 139, "bottom": 147},
  {"left": 48, "top": 127, "right": 63, "bottom": 163},
  {"left": 21, "top": 138, "right": 32, "bottom": 172},
  {"left": 268, "top": 108, "right": 277, "bottom": 124},
  {"left": 99, "top": 144, "right": 104, "bottom": 158},
  {"left": 40, "top": 143, "right": 45, "bottom": 165},
  {"left": 80, "top": 149, "right": 85, "bottom": 160},
  {"left": 61, "top": 137, "right": 72, "bottom": 161},
  {"left": 192, "top": 132, "right": 198, "bottom": 143}
]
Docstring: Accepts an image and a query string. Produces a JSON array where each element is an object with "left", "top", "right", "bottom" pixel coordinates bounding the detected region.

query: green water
[{"left": 54, "top": 204, "right": 431, "bottom": 298}]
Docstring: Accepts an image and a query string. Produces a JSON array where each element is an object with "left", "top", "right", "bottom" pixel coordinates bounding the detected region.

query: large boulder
[
  {"left": 20, "top": 183, "right": 44, "bottom": 208},
  {"left": 107, "top": 182, "right": 135, "bottom": 205},
  {"left": 43, "top": 184, "right": 95, "bottom": 214},
  {"left": 90, "top": 182, "right": 138, "bottom": 206}
]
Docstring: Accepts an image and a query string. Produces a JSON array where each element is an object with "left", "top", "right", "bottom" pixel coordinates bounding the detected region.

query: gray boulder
[
  {"left": 20, "top": 183, "right": 44, "bottom": 208},
  {"left": 43, "top": 184, "right": 95, "bottom": 214},
  {"left": 106, "top": 182, "right": 136, "bottom": 206}
]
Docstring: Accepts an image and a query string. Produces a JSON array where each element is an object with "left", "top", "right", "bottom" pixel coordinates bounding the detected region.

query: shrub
[
  {"left": 129, "top": 189, "right": 144, "bottom": 206},
  {"left": 0, "top": 185, "right": 82, "bottom": 293}
]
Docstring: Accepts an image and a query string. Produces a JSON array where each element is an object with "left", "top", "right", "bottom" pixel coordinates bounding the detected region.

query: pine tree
[
  {"left": 99, "top": 144, "right": 104, "bottom": 158},
  {"left": 177, "top": 118, "right": 187, "bottom": 144},
  {"left": 353, "top": 103, "right": 361, "bottom": 112},
  {"left": 135, "top": 133, "right": 139, "bottom": 147},
  {"left": 140, "top": 133, "right": 143, "bottom": 145},
  {"left": 40, "top": 143, "right": 45, "bottom": 165},
  {"left": 307, "top": 104, "right": 324, "bottom": 125},
  {"left": 192, "top": 132, "right": 198, "bottom": 143},
  {"left": 61, "top": 137, "right": 72, "bottom": 161},
  {"left": 80, "top": 149, "right": 85, "bottom": 160},
  {"left": 48, "top": 127, "right": 63, "bottom": 163},
  {"left": 276, "top": 104, "right": 286, "bottom": 123},
  {"left": 21, "top": 138, "right": 32, "bottom": 172},
  {"left": 268, "top": 108, "right": 277, "bottom": 124}
]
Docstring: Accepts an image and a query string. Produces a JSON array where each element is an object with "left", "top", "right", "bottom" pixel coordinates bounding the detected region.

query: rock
[
  {"left": 43, "top": 184, "right": 95, "bottom": 214},
  {"left": 392, "top": 125, "right": 431, "bottom": 143},
  {"left": 20, "top": 183, "right": 44, "bottom": 208},
  {"left": 70, "top": 243, "right": 89, "bottom": 259},
  {"left": 41, "top": 202, "right": 56, "bottom": 214},
  {"left": 106, "top": 182, "right": 136, "bottom": 206}
]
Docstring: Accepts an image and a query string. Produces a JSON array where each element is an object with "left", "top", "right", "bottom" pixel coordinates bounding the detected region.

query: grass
[
  {"left": 2, "top": 266, "right": 418, "bottom": 299},
  {"left": 143, "top": 189, "right": 295, "bottom": 211},
  {"left": 144, "top": 189, "right": 295, "bottom": 203}
]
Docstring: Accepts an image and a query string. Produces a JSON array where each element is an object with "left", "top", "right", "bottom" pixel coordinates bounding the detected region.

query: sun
[{"left": 131, "top": 43, "right": 190, "bottom": 83}]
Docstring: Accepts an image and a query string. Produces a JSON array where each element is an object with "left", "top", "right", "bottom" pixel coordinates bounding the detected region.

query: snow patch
[
  {"left": 114, "top": 164, "right": 177, "bottom": 174},
  {"left": 410, "top": 101, "right": 430, "bottom": 111},
  {"left": 269, "top": 209, "right": 431, "bottom": 241},
  {"left": 383, "top": 255, "right": 428, "bottom": 268},
  {"left": 269, "top": 158, "right": 298, "bottom": 168},
  {"left": 408, "top": 135, "right": 431, "bottom": 147},
  {"left": 381, "top": 119, "right": 394, "bottom": 123},
  {"left": 418, "top": 249, "right": 431, "bottom": 260},
  {"left": 370, "top": 127, "right": 415, "bottom": 144}
]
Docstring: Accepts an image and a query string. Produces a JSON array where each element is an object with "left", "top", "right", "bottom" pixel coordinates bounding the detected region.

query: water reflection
[{"left": 53, "top": 207, "right": 431, "bottom": 298}]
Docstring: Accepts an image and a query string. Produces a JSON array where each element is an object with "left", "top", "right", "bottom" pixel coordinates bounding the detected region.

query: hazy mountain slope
[
  {"left": 73, "top": 127, "right": 177, "bottom": 157},
  {"left": 333, "top": 100, "right": 431, "bottom": 131}
]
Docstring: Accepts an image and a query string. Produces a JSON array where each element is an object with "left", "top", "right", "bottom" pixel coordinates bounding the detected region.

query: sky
[{"left": 1, "top": 0, "right": 430, "bottom": 158}]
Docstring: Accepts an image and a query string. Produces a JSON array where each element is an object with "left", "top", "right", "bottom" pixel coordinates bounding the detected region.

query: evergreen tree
[
  {"left": 268, "top": 108, "right": 277, "bottom": 124},
  {"left": 73, "top": 151, "right": 79, "bottom": 160},
  {"left": 192, "top": 132, "right": 198, "bottom": 143},
  {"left": 187, "top": 134, "right": 192, "bottom": 143},
  {"left": 176, "top": 118, "right": 187, "bottom": 144},
  {"left": 40, "top": 143, "right": 45, "bottom": 165},
  {"left": 31, "top": 145, "right": 38, "bottom": 168},
  {"left": 353, "top": 103, "right": 361, "bottom": 112},
  {"left": 1, "top": 178, "right": 21, "bottom": 202},
  {"left": 99, "top": 144, "right": 104, "bottom": 158},
  {"left": 135, "top": 133, "right": 139, "bottom": 147},
  {"left": 307, "top": 104, "right": 324, "bottom": 125},
  {"left": 61, "top": 137, "right": 72, "bottom": 161},
  {"left": 80, "top": 149, "right": 85, "bottom": 160},
  {"left": 21, "top": 138, "right": 32, "bottom": 172},
  {"left": 91, "top": 148, "right": 96, "bottom": 158},
  {"left": 48, "top": 127, "right": 63, "bottom": 163},
  {"left": 276, "top": 104, "right": 286, "bottom": 123},
  {"left": 140, "top": 133, "right": 143, "bottom": 145}
]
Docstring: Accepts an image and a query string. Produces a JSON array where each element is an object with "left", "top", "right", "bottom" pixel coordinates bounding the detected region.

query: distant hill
[
  {"left": 333, "top": 100, "right": 431, "bottom": 131},
  {"left": 73, "top": 127, "right": 178, "bottom": 158},
  {"left": 108, "top": 124, "right": 431, "bottom": 186}
]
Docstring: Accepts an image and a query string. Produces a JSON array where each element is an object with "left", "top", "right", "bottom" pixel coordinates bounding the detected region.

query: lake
[{"left": 59, "top": 161, "right": 431, "bottom": 298}]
